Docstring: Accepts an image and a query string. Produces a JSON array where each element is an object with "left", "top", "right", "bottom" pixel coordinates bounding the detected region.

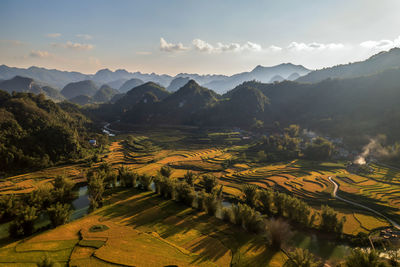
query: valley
[{"left": 1, "top": 127, "right": 399, "bottom": 266}]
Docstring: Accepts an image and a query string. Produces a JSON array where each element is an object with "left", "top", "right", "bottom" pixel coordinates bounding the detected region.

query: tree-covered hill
[
  {"left": 0, "top": 90, "right": 103, "bottom": 175},
  {"left": 61, "top": 80, "right": 98, "bottom": 99},
  {"left": 122, "top": 80, "right": 218, "bottom": 125}
]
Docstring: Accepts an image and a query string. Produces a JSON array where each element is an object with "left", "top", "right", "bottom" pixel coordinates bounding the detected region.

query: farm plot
[{"left": 0, "top": 190, "right": 287, "bottom": 267}]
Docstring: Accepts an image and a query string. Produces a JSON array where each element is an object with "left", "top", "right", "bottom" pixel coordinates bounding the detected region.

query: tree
[
  {"left": 184, "top": 171, "right": 197, "bottom": 186},
  {"left": 304, "top": 137, "right": 334, "bottom": 161},
  {"left": 159, "top": 166, "right": 172, "bottom": 178},
  {"left": 37, "top": 256, "right": 58, "bottom": 267},
  {"left": 284, "top": 248, "right": 320, "bottom": 267},
  {"left": 285, "top": 124, "right": 300, "bottom": 138},
  {"left": 9, "top": 205, "right": 38, "bottom": 237},
  {"left": 320, "top": 205, "right": 345, "bottom": 233},
  {"left": 242, "top": 184, "right": 259, "bottom": 208},
  {"left": 203, "top": 193, "right": 220, "bottom": 216},
  {"left": 87, "top": 171, "right": 105, "bottom": 210},
  {"left": 258, "top": 189, "right": 273, "bottom": 215},
  {"left": 52, "top": 175, "right": 74, "bottom": 203},
  {"left": 345, "top": 248, "right": 389, "bottom": 267},
  {"left": 139, "top": 174, "right": 154, "bottom": 191},
  {"left": 175, "top": 182, "right": 196, "bottom": 206},
  {"left": 201, "top": 174, "right": 218, "bottom": 193},
  {"left": 266, "top": 218, "right": 292, "bottom": 251},
  {"left": 0, "top": 194, "right": 18, "bottom": 221},
  {"left": 47, "top": 202, "right": 71, "bottom": 227}
]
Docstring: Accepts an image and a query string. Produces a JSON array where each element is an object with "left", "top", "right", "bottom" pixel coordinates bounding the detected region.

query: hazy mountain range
[
  {"left": 84, "top": 47, "right": 400, "bottom": 142},
  {"left": 0, "top": 63, "right": 311, "bottom": 95},
  {"left": 2, "top": 47, "right": 400, "bottom": 143}
]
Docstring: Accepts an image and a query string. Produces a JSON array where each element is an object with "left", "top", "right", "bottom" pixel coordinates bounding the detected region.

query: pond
[
  {"left": 70, "top": 185, "right": 90, "bottom": 221},
  {"left": 0, "top": 184, "right": 90, "bottom": 242}
]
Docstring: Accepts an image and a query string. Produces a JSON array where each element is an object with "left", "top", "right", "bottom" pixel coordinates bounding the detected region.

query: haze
[{"left": 1, "top": 0, "right": 400, "bottom": 75}]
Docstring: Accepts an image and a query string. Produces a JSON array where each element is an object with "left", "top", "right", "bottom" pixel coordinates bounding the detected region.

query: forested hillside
[{"left": 0, "top": 90, "right": 104, "bottom": 175}]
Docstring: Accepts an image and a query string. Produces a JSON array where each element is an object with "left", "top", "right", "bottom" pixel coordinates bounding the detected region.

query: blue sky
[{"left": 1, "top": 0, "right": 400, "bottom": 75}]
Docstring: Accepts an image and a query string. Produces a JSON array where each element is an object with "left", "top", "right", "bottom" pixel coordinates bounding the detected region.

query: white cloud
[
  {"left": 46, "top": 33, "right": 61, "bottom": 38},
  {"left": 288, "top": 42, "right": 345, "bottom": 51},
  {"left": 192, "top": 39, "right": 265, "bottom": 53},
  {"left": 192, "top": 39, "right": 215, "bottom": 52},
  {"left": 269, "top": 45, "right": 283, "bottom": 52},
  {"left": 360, "top": 36, "right": 400, "bottom": 50},
  {"left": 52, "top": 41, "right": 94, "bottom": 51},
  {"left": 160, "top": 38, "right": 188, "bottom": 52},
  {"left": 76, "top": 34, "right": 92, "bottom": 40},
  {"left": 29, "top": 50, "right": 51, "bottom": 58}
]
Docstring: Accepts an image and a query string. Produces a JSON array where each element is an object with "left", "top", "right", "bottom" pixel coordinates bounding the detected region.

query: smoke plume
[{"left": 354, "top": 136, "right": 389, "bottom": 165}]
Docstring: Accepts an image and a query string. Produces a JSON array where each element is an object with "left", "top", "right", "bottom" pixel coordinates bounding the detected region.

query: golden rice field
[
  {"left": 0, "top": 190, "right": 287, "bottom": 267},
  {"left": 2, "top": 130, "right": 400, "bottom": 239}
]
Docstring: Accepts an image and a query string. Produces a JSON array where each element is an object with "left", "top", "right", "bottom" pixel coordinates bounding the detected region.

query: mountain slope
[
  {"left": 0, "top": 76, "right": 64, "bottom": 101},
  {"left": 92, "top": 85, "right": 119, "bottom": 102},
  {"left": 119, "top": 78, "right": 144, "bottom": 93},
  {"left": 203, "top": 63, "right": 311, "bottom": 93},
  {"left": 0, "top": 65, "right": 88, "bottom": 89},
  {"left": 297, "top": 47, "right": 400, "bottom": 83},
  {"left": 122, "top": 80, "right": 219, "bottom": 125},
  {"left": 115, "top": 82, "right": 170, "bottom": 112},
  {"left": 167, "top": 77, "right": 191, "bottom": 92},
  {"left": 201, "top": 83, "right": 270, "bottom": 127},
  {"left": 0, "top": 90, "right": 95, "bottom": 174},
  {"left": 61, "top": 80, "right": 98, "bottom": 99}
]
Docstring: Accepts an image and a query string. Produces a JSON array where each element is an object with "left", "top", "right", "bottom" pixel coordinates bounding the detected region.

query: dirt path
[{"left": 328, "top": 176, "right": 400, "bottom": 230}]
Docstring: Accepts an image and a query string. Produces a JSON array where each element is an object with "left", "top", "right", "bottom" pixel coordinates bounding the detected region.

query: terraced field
[
  {"left": 0, "top": 190, "right": 287, "bottom": 267},
  {"left": 2, "top": 129, "right": 400, "bottom": 245}
]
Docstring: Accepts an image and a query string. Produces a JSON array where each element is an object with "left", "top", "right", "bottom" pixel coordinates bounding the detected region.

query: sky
[{"left": 1, "top": 0, "right": 400, "bottom": 75}]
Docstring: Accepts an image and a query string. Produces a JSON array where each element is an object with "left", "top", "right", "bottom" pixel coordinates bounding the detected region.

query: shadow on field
[{"left": 98, "top": 190, "right": 279, "bottom": 265}]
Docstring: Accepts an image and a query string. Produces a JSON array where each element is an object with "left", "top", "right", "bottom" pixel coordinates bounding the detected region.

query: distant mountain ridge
[
  {"left": 297, "top": 47, "right": 400, "bottom": 83},
  {"left": 0, "top": 63, "right": 311, "bottom": 94},
  {"left": 0, "top": 76, "right": 64, "bottom": 101},
  {"left": 202, "top": 63, "right": 311, "bottom": 93}
]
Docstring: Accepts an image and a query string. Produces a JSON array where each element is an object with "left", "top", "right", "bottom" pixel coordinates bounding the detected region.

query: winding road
[{"left": 328, "top": 176, "right": 400, "bottom": 230}]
